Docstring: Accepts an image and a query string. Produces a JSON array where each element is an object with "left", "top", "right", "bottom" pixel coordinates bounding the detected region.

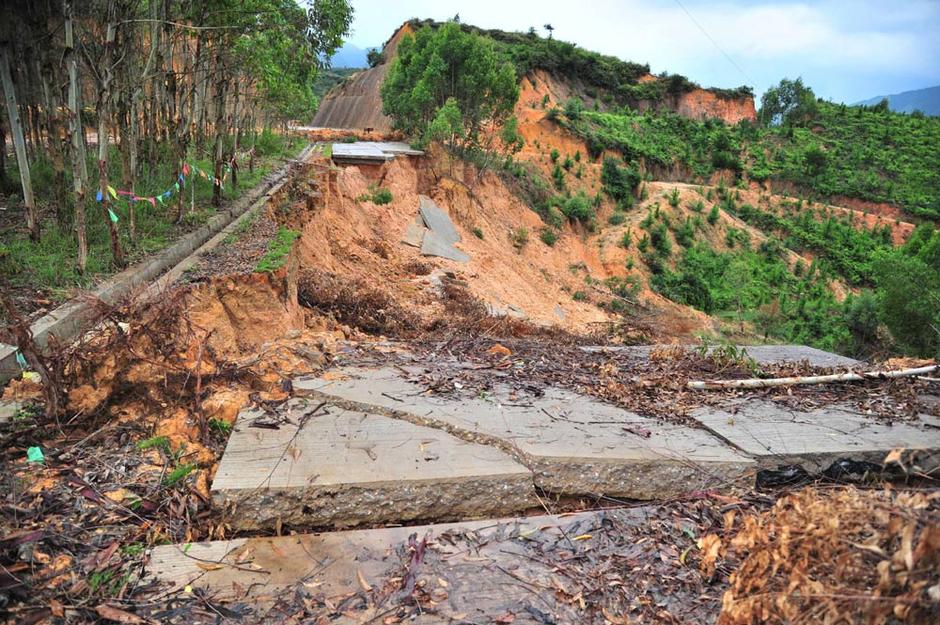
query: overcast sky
[{"left": 342, "top": 0, "right": 940, "bottom": 104}]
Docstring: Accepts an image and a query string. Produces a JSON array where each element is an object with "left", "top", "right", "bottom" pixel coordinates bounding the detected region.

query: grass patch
[
  {"left": 357, "top": 185, "right": 393, "bottom": 205},
  {"left": 163, "top": 463, "right": 196, "bottom": 487},
  {"left": 0, "top": 133, "right": 301, "bottom": 299},
  {"left": 136, "top": 436, "right": 170, "bottom": 452},
  {"left": 255, "top": 227, "right": 300, "bottom": 273},
  {"left": 208, "top": 418, "right": 233, "bottom": 435}
]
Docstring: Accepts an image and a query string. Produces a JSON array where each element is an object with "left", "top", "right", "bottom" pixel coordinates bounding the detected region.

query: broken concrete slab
[
  {"left": 401, "top": 213, "right": 426, "bottom": 247},
  {"left": 294, "top": 367, "right": 754, "bottom": 498},
  {"left": 0, "top": 400, "right": 23, "bottom": 425},
  {"left": 486, "top": 302, "right": 527, "bottom": 319},
  {"left": 420, "top": 229, "right": 470, "bottom": 262},
  {"left": 418, "top": 195, "right": 461, "bottom": 243},
  {"left": 330, "top": 142, "right": 392, "bottom": 163},
  {"left": 689, "top": 400, "right": 940, "bottom": 471},
  {"left": 580, "top": 344, "right": 859, "bottom": 368},
  {"left": 147, "top": 509, "right": 618, "bottom": 618},
  {"left": 212, "top": 398, "right": 534, "bottom": 530}
]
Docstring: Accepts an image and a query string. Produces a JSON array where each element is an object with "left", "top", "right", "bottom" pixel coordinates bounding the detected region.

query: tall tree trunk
[
  {"left": 64, "top": 1, "right": 88, "bottom": 272},
  {"left": 0, "top": 44, "right": 39, "bottom": 242},
  {"left": 230, "top": 76, "right": 241, "bottom": 189},
  {"left": 38, "top": 56, "right": 68, "bottom": 228},
  {"left": 117, "top": 102, "right": 136, "bottom": 242},
  {"left": 211, "top": 47, "right": 227, "bottom": 208},
  {"left": 96, "top": 10, "right": 125, "bottom": 269},
  {"left": 0, "top": 118, "right": 9, "bottom": 190}
]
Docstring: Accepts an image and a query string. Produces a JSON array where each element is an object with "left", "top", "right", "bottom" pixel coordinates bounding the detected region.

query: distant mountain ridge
[
  {"left": 328, "top": 43, "right": 369, "bottom": 69},
  {"left": 854, "top": 85, "right": 940, "bottom": 116}
]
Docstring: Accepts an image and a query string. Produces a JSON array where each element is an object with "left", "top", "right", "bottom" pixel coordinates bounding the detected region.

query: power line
[{"left": 671, "top": 0, "right": 753, "bottom": 87}]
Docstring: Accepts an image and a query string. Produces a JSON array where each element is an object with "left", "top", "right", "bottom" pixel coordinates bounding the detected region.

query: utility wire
[{"left": 671, "top": 0, "right": 753, "bottom": 87}]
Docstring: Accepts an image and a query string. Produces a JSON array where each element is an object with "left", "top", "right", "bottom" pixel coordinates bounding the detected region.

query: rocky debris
[{"left": 486, "top": 302, "right": 527, "bottom": 319}]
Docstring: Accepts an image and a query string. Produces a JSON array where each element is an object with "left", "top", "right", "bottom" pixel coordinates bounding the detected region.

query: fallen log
[{"left": 687, "top": 364, "right": 939, "bottom": 391}]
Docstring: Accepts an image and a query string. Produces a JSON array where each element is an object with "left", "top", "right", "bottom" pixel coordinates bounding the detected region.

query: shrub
[
  {"left": 357, "top": 185, "right": 393, "bottom": 205},
  {"left": 843, "top": 290, "right": 881, "bottom": 356},
  {"left": 601, "top": 157, "right": 640, "bottom": 206},
  {"left": 511, "top": 226, "right": 529, "bottom": 249},
  {"left": 473, "top": 227, "right": 484, "bottom": 239},
  {"left": 540, "top": 228, "right": 558, "bottom": 246},
  {"left": 649, "top": 222, "right": 672, "bottom": 257},
  {"left": 621, "top": 228, "right": 632, "bottom": 248},
  {"left": 552, "top": 164, "right": 566, "bottom": 190},
  {"left": 372, "top": 187, "right": 393, "bottom": 205},
  {"left": 667, "top": 188, "right": 681, "bottom": 208},
  {"left": 564, "top": 98, "right": 584, "bottom": 120},
  {"left": 707, "top": 204, "right": 720, "bottom": 225},
  {"left": 674, "top": 217, "right": 695, "bottom": 247},
  {"left": 608, "top": 212, "right": 626, "bottom": 225},
  {"left": 545, "top": 205, "right": 565, "bottom": 229},
  {"left": 572, "top": 290, "right": 588, "bottom": 301},
  {"left": 688, "top": 199, "right": 705, "bottom": 213},
  {"left": 559, "top": 192, "right": 594, "bottom": 223}
]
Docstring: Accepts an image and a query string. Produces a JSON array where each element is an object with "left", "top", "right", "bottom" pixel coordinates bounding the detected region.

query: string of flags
[{"left": 94, "top": 159, "right": 237, "bottom": 222}]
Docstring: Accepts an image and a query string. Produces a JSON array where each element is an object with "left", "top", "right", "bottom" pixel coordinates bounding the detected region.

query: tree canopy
[
  {"left": 380, "top": 21, "right": 519, "bottom": 149},
  {"left": 759, "top": 77, "right": 819, "bottom": 127}
]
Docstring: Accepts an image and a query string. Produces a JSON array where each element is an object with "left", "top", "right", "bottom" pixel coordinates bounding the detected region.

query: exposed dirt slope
[
  {"left": 309, "top": 25, "right": 413, "bottom": 131},
  {"left": 295, "top": 154, "right": 626, "bottom": 333}
]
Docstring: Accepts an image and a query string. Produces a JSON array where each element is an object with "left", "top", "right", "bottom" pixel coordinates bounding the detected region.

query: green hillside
[
  {"left": 543, "top": 85, "right": 940, "bottom": 357},
  {"left": 559, "top": 101, "right": 940, "bottom": 220}
]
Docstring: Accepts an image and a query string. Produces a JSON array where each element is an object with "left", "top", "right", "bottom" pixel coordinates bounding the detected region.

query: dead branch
[
  {"left": 0, "top": 280, "right": 62, "bottom": 416},
  {"left": 687, "top": 364, "right": 939, "bottom": 390}
]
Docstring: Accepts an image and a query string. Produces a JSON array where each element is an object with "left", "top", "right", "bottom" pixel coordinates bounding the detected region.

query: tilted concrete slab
[
  {"left": 331, "top": 142, "right": 424, "bottom": 164},
  {"left": 147, "top": 509, "right": 621, "bottom": 621},
  {"left": 294, "top": 367, "right": 754, "bottom": 498},
  {"left": 689, "top": 400, "right": 940, "bottom": 471},
  {"left": 401, "top": 213, "right": 427, "bottom": 247},
  {"left": 420, "top": 229, "right": 470, "bottom": 262},
  {"left": 370, "top": 141, "right": 424, "bottom": 156},
  {"left": 330, "top": 142, "right": 391, "bottom": 162},
  {"left": 580, "top": 344, "right": 859, "bottom": 368},
  {"left": 418, "top": 195, "right": 461, "bottom": 243},
  {"left": 212, "top": 398, "right": 534, "bottom": 530}
]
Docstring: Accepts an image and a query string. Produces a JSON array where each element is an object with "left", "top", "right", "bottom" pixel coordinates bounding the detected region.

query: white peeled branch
[{"left": 687, "top": 364, "right": 940, "bottom": 390}]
